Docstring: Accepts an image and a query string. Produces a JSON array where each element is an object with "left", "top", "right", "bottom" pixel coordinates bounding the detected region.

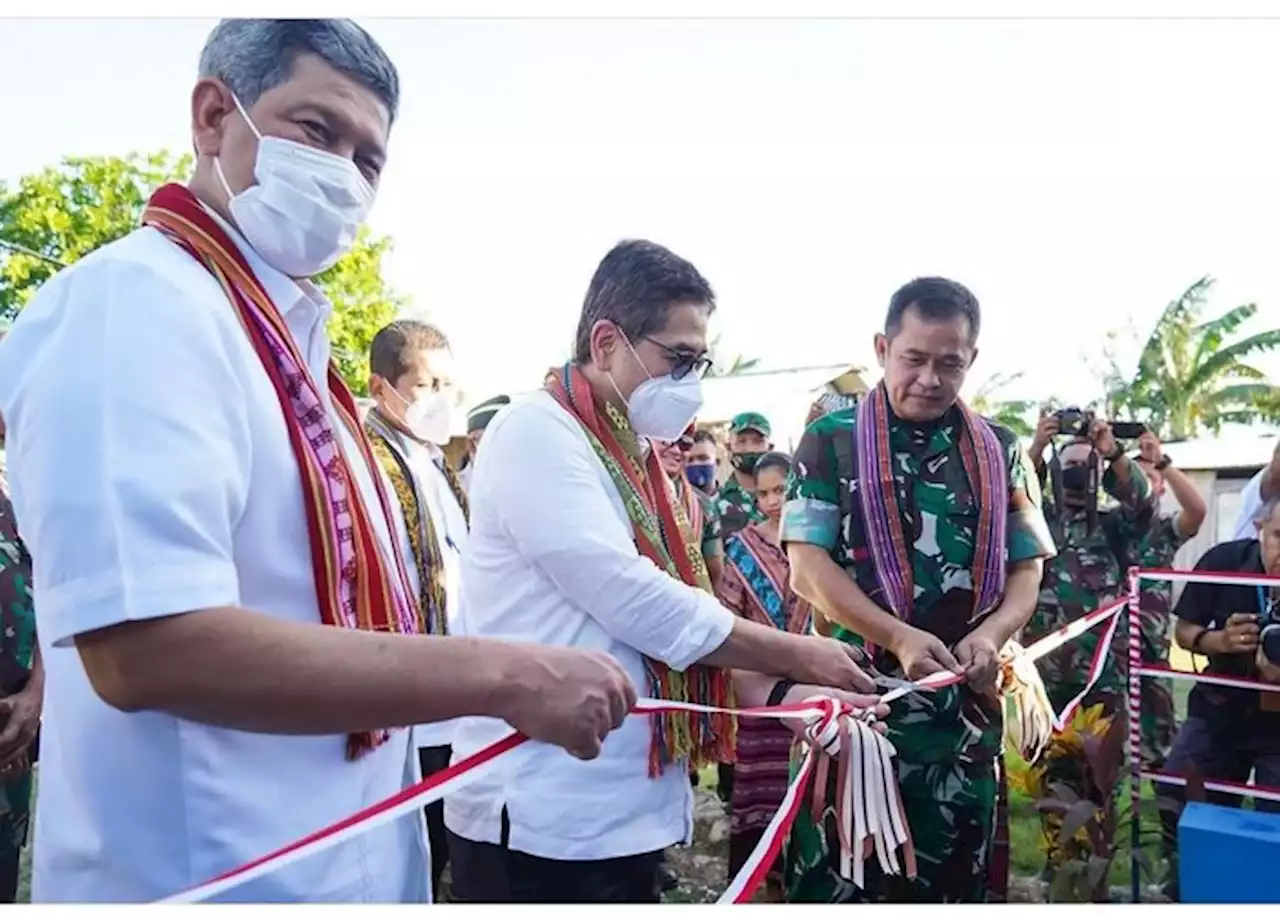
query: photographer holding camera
[
  {"left": 1156, "top": 493, "right": 1280, "bottom": 900},
  {"left": 1024, "top": 407, "right": 1158, "bottom": 876}
]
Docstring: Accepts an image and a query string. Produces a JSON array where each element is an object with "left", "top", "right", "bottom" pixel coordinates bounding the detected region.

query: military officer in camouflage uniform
[
  {"left": 716, "top": 412, "right": 771, "bottom": 539},
  {"left": 783, "top": 277, "right": 1056, "bottom": 902},
  {"left": 1025, "top": 411, "right": 1157, "bottom": 867},
  {"left": 1131, "top": 431, "right": 1205, "bottom": 766}
]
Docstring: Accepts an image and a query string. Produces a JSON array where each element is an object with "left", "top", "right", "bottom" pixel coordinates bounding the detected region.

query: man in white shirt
[
  {"left": 1231, "top": 441, "right": 1280, "bottom": 541},
  {"left": 446, "top": 239, "right": 879, "bottom": 903},
  {"left": 364, "top": 318, "right": 473, "bottom": 897},
  {"left": 0, "top": 19, "right": 634, "bottom": 903}
]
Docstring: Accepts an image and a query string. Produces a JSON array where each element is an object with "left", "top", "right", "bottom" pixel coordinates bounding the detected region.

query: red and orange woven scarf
[
  {"left": 142, "top": 184, "right": 419, "bottom": 760},
  {"left": 547, "top": 364, "right": 735, "bottom": 775}
]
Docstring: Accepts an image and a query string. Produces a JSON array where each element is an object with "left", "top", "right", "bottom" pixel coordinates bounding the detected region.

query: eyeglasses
[{"left": 642, "top": 336, "right": 714, "bottom": 381}]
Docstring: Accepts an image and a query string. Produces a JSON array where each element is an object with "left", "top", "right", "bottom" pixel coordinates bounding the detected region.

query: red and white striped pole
[{"left": 1126, "top": 566, "right": 1143, "bottom": 904}]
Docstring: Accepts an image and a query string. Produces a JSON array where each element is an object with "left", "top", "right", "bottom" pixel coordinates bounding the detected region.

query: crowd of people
[{"left": 0, "top": 16, "right": 1278, "bottom": 906}]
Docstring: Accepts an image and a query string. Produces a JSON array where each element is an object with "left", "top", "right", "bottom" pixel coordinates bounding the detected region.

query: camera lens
[{"left": 1261, "top": 624, "right": 1280, "bottom": 666}]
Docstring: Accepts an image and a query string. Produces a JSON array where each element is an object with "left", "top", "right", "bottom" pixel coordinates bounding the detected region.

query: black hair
[
  {"left": 572, "top": 240, "right": 716, "bottom": 364},
  {"left": 885, "top": 276, "right": 981, "bottom": 344},
  {"left": 754, "top": 451, "right": 793, "bottom": 479},
  {"left": 369, "top": 319, "right": 450, "bottom": 384},
  {"left": 692, "top": 428, "right": 718, "bottom": 447}
]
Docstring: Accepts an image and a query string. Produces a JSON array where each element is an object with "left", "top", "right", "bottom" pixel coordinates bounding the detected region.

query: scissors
[{"left": 872, "top": 675, "right": 928, "bottom": 698}]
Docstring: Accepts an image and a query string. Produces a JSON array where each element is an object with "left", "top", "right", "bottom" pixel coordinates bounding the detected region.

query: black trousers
[
  {"left": 447, "top": 812, "right": 663, "bottom": 903},
  {"left": 418, "top": 746, "right": 452, "bottom": 899},
  {"left": 1154, "top": 714, "right": 1280, "bottom": 899}
]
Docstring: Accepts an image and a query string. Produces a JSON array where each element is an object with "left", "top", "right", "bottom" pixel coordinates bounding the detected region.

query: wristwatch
[
  {"left": 1155, "top": 455, "right": 1172, "bottom": 471},
  {"left": 1190, "top": 629, "right": 1212, "bottom": 655},
  {"left": 767, "top": 678, "right": 799, "bottom": 707}
]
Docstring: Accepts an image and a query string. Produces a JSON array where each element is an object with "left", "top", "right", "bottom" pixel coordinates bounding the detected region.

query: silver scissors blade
[{"left": 872, "top": 675, "right": 920, "bottom": 694}]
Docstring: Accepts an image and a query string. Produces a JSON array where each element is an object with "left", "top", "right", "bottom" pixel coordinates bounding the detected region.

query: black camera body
[
  {"left": 1052, "top": 407, "right": 1146, "bottom": 441},
  {"left": 1259, "top": 593, "right": 1280, "bottom": 666}
]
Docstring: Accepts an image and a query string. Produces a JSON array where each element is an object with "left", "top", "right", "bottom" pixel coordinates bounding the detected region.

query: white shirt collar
[{"left": 196, "top": 200, "right": 334, "bottom": 321}]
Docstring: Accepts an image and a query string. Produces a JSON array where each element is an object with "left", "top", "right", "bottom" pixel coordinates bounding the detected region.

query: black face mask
[
  {"left": 1060, "top": 465, "right": 1092, "bottom": 493},
  {"left": 731, "top": 452, "right": 762, "bottom": 474}
]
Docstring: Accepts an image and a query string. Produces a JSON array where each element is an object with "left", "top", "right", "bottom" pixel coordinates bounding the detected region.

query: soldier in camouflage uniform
[
  {"left": 1131, "top": 431, "right": 1205, "bottom": 766},
  {"left": 1025, "top": 412, "right": 1157, "bottom": 866},
  {"left": 0, "top": 467, "right": 42, "bottom": 902},
  {"left": 782, "top": 278, "right": 1056, "bottom": 902},
  {"left": 716, "top": 412, "right": 771, "bottom": 539}
]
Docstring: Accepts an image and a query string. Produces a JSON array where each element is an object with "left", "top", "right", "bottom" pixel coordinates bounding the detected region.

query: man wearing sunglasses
[{"left": 445, "top": 239, "right": 881, "bottom": 903}]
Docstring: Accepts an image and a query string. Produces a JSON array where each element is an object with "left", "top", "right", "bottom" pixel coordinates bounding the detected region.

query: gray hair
[{"left": 198, "top": 19, "right": 399, "bottom": 123}]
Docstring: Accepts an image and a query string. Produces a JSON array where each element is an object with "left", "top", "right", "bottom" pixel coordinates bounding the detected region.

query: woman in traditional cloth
[
  {"left": 715, "top": 452, "right": 812, "bottom": 900},
  {"left": 0, "top": 466, "right": 42, "bottom": 902}
]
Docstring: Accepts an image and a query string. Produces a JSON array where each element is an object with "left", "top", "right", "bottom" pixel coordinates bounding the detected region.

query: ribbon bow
[{"left": 802, "top": 698, "right": 917, "bottom": 888}]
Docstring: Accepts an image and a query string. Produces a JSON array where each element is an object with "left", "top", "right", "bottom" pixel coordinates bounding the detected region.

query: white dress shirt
[
  {"left": 445, "top": 391, "right": 735, "bottom": 861},
  {"left": 0, "top": 214, "right": 429, "bottom": 903},
  {"left": 395, "top": 435, "right": 470, "bottom": 749},
  {"left": 1232, "top": 468, "right": 1266, "bottom": 541}
]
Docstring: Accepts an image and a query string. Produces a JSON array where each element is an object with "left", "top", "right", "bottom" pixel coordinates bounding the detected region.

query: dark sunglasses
[{"left": 642, "top": 336, "right": 714, "bottom": 381}]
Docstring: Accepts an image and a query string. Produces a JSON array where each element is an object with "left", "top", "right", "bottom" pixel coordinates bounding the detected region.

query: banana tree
[
  {"left": 970, "top": 371, "right": 1037, "bottom": 438},
  {"left": 1110, "top": 277, "right": 1280, "bottom": 440}
]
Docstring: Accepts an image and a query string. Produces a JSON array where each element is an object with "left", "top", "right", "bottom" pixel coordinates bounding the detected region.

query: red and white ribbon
[
  {"left": 159, "top": 695, "right": 862, "bottom": 905},
  {"left": 158, "top": 600, "right": 1128, "bottom": 905}
]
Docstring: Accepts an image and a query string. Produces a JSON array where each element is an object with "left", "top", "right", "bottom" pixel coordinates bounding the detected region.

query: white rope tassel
[
  {"left": 997, "top": 641, "right": 1054, "bottom": 763},
  {"left": 806, "top": 711, "right": 914, "bottom": 889}
]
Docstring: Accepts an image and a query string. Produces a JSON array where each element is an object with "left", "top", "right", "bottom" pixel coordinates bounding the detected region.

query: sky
[{"left": 2, "top": 15, "right": 1279, "bottom": 415}]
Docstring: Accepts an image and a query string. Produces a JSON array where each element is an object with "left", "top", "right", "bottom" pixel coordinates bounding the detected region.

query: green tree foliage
[
  {"left": 1107, "top": 277, "right": 1280, "bottom": 439},
  {"left": 970, "top": 371, "right": 1037, "bottom": 438},
  {"left": 706, "top": 331, "right": 761, "bottom": 377},
  {"left": 0, "top": 151, "right": 404, "bottom": 394}
]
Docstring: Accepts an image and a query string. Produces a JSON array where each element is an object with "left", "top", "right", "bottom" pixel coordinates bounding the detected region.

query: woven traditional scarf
[
  {"left": 675, "top": 475, "right": 704, "bottom": 545},
  {"left": 365, "top": 408, "right": 450, "bottom": 637},
  {"left": 546, "top": 364, "right": 735, "bottom": 775},
  {"left": 142, "top": 184, "right": 419, "bottom": 760},
  {"left": 855, "top": 383, "right": 1008, "bottom": 624}
]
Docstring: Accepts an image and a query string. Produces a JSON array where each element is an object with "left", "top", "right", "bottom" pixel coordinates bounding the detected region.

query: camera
[
  {"left": 1260, "top": 593, "right": 1280, "bottom": 666},
  {"left": 1052, "top": 407, "right": 1146, "bottom": 441}
]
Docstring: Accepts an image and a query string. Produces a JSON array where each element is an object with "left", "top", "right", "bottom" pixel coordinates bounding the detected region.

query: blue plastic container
[{"left": 1180, "top": 801, "right": 1280, "bottom": 901}]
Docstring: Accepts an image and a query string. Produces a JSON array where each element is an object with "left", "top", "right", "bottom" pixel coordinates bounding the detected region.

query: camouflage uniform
[
  {"left": 716, "top": 475, "right": 764, "bottom": 540},
  {"left": 695, "top": 484, "right": 722, "bottom": 562},
  {"left": 1025, "top": 462, "right": 1155, "bottom": 861},
  {"left": 1133, "top": 513, "right": 1191, "bottom": 766},
  {"left": 0, "top": 481, "right": 35, "bottom": 901},
  {"left": 780, "top": 405, "right": 1055, "bottom": 903}
]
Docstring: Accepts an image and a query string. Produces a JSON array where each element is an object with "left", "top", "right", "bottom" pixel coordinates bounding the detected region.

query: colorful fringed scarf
[
  {"left": 546, "top": 364, "right": 736, "bottom": 775},
  {"left": 855, "top": 383, "right": 1009, "bottom": 625},
  {"left": 142, "top": 184, "right": 419, "bottom": 760},
  {"left": 365, "top": 407, "right": 455, "bottom": 637},
  {"left": 675, "top": 476, "right": 705, "bottom": 545}
]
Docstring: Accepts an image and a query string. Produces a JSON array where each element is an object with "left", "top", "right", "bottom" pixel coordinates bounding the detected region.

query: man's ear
[{"left": 589, "top": 320, "right": 621, "bottom": 370}]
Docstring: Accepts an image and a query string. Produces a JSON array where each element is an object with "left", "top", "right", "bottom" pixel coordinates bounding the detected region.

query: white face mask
[
  {"left": 610, "top": 333, "right": 704, "bottom": 443},
  {"left": 388, "top": 385, "right": 453, "bottom": 446},
  {"left": 214, "top": 94, "right": 375, "bottom": 277}
]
